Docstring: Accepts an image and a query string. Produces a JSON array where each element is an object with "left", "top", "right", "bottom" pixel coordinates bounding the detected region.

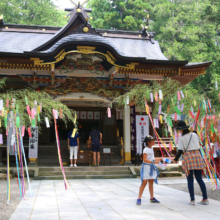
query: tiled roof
[
  {"left": 0, "top": 32, "right": 53, "bottom": 53},
  {"left": 0, "top": 31, "right": 168, "bottom": 60}
]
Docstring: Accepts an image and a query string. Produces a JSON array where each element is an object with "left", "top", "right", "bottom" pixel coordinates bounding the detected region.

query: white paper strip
[
  {"left": 180, "top": 90, "right": 185, "bottom": 98},
  {"left": 159, "top": 90, "right": 163, "bottom": 100},
  {"left": 45, "top": 117, "right": 50, "bottom": 128},
  {"left": 0, "top": 100, "right": 3, "bottom": 111},
  {"left": 126, "top": 96, "right": 129, "bottom": 105}
]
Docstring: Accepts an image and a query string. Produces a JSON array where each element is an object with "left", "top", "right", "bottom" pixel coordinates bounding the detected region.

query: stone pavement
[{"left": 9, "top": 178, "right": 220, "bottom": 220}]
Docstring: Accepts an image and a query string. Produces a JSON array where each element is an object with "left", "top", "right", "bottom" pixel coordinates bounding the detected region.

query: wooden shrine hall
[{"left": 0, "top": 2, "right": 212, "bottom": 166}]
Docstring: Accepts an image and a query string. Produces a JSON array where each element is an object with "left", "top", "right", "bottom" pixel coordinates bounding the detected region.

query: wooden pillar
[{"left": 124, "top": 105, "right": 131, "bottom": 164}]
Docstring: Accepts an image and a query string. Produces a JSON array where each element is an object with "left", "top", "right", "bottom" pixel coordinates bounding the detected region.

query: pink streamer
[
  {"left": 21, "top": 126, "right": 25, "bottom": 137},
  {"left": 177, "top": 91, "right": 181, "bottom": 100},
  {"left": 107, "top": 107, "right": 111, "bottom": 118},
  {"left": 174, "top": 113, "right": 177, "bottom": 121},
  {"left": 26, "top": 105, "right": 31, "bottom": 115}
]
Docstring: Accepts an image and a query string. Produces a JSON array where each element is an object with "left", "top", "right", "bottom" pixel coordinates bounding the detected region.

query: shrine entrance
[{"left": 37, "top": 102, "right": 122, "bottom": 166}]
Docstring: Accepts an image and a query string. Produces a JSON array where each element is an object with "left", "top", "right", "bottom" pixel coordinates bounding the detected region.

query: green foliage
[
  {"left": 88, "top": 0, "right": 151, "bottom": 30},
  {"left": 0, "top": 78, "right": 76, "bottom": 129},
  {"left": 112, "top": 78, "right": 219, "bottom": 118},
  {"left": 0, "top": 0, "right": 66, "bottom": 26},
  {"left": 89, "top": 0, "right": 220, "bottom": 109}
]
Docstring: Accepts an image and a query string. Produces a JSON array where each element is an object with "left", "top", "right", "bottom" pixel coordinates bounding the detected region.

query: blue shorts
[{"left": 92, "top": 143, "right": 101, "bottom": 152}]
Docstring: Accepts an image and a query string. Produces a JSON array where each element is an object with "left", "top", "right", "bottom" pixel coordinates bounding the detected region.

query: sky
[{"left": 53, "top": 0, "right": 74, "bottom": 9}]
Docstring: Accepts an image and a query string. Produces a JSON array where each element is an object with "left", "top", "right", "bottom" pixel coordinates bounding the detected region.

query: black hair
[
  {"left": 92, "top": 126, "right": 97, "bottom": 130},
  {"left": 182, "top": 129, "right": 190, "bottom": 136}
]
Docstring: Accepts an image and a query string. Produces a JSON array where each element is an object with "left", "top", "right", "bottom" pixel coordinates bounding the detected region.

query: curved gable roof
[{"left": 38, "top": 34, "right": 168, "bottom": 60}]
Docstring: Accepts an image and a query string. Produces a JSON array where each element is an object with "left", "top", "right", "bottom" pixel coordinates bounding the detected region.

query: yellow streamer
[{"left": 71, "top": 128, "right": 77, "bottom": 138}]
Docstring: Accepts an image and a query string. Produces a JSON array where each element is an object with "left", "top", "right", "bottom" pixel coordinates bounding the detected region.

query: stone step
[
  {"left": 38, "top": 170, "right": 131, "bottom": 176},
  {"left": 159, "top": 171, "right": 182, "bottom": 178},
  {"left": 34, "top": 174, "right": 134, "bottom": 180},
  {"left": 38, "top": 166, "right": 130, "bottom": 172}
]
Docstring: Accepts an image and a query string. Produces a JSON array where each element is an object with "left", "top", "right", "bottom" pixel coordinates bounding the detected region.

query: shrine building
[{"left": 0, "top": 3, "right": 212, "bottom": 166}]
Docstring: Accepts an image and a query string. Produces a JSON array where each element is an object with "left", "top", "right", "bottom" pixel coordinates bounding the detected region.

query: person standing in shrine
[
  {"left": 173, "top": 121, "right": 209, "bottom": 205},
  {"left": 68, "top": 128, "right": 79, "bottom": 167},
  {"left": 88, "top": 126, "right": 102, "bottom": 166}
]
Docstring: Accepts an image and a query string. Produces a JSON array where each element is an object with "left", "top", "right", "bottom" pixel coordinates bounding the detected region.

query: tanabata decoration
[
  {"left": 0, "top": 91, "right": 76, "bottom": 203},
  {"left": 107, "top": 107, "right": 111, "bottom": 118},
  {"left": 52, "top": 109, "right": 69, "bottom": 190}
]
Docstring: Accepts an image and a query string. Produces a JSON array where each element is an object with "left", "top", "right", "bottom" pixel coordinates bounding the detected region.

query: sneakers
[
  {"left": 189, "top": 201, "right": 195, "bottom": 206},
  {"left": 198, "top": 199, "right": 209, "bottom": 205},
  {"left": 136, "top": 199, "right": 141, "bottom": 205},
  {"left": 70, "top": 164, "right": 73, "bottom": 167},
  {"left": 74, "top": 164, "right": 77, "bottom": 167},
  {"left": 150, "top": 198, "right": 160, "bottom": 203}
]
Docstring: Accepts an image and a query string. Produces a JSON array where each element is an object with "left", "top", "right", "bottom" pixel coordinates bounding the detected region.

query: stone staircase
[{"left": 34, "top": 166, "right": 137, "bottom": 180}]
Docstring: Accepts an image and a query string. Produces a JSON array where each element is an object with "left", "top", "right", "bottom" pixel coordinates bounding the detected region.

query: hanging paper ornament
[
  {"left": 31, "top": 109, "right": 35, "bottom": 119},
  {"left": 181, "top": 103, "right": 184, "bottom": 112},
  {"left": 16, "top": 117, "right": 20, "bottom": 128},
  {"left": 28, "top": 127, "right": 32, "bottom": 137},
  {"left": 215, "top": 81, "right": 218, "bottom": 90},
  {"left": 107, "top": 107, "right": 111, "bottom": 118},
  {"left": 45, "top": 117, "right": 50, "bottom": 128},
  {"left": 26, "top": 105, "right": 31, "bottom": 115},
  {"left": 159, "top": 90, "right": 163, "bottom": 100},
  {"left": 174, "top": 113, "right": 177, "bottom": 121},
  {"left": 158, "top": 105, "right": 162, "bottom": 114},
  {"left": 194, "top": 99, "right": 197, "bottom": 107},
  {"left": 31, "top": 119, "right": 36, "bottom": 127},
  {"left": 155, "top": 92, "right": 158, "bottom": 102},
  {"left": 169, "top": 143, "right": 172, "bottom": 152},
  {"left": 180, "top": 90, "right": 184, "bottom": 98},
  {"left": 211, "top": 124, "right": 215, "bottom": 133},
  {"left": 177, "top": 91, "right": 181, "bottom": 101},
  {"left": 21, "top": 126, "right": 25, "bottom": 137},
  {"left": 4, "top": 117, "right": 7, "bottom": 128},
  {"left": 208, "top": 99, "right": 212, "bottom": 109},
  {"left": 165, "top": 128, "right": 168, "bottom": 137},
  {"left": 59, "top": 108, "right": 63, "bottom": 118},
  {"left": 191, "top": 106, "right": 194, "bottom": 115},
  {"left": 126, "top": 96, "right": 129, "bottom": 105},
  {"left": 174, "top": 107, "right": 181, "bottom": 116},
  {"left": 0, "top": 134, "right": 3, "bottom": 144},
  {"left": 167, "top": 104, "right": 170, "bottom": 114},
  {"left": 146, "top": 90, "right": 150, "bottom": 100},
  {"left": 150, "top": 93, "right": 154, "bottom": 102},
  {"left": 25, "top": 96, "right": 28, "bottom": 105},
  {"left": 160, "top": 115, "right": 163, "bottom": 124},
  {"left": 6, "top": 99, "right": 9, "bottom": 108},
  {"left": 189, "top": 110, "right": 195, "bottom": 119},
  {"left": 146, "top": 104, "right": 149, "bottom": 115}
]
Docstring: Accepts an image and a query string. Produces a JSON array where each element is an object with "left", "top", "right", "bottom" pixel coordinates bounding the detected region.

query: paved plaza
[{"left": 9, "top": 178, "right": 220, "bottom": 220}]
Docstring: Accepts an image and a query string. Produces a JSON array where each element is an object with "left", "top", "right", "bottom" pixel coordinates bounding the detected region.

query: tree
[
  {"left": 149, "top": 0, "right": 220, "bottom": 107},
  {"left": 88, "top": 0, "right": 151, "bottom": 30},
  {"left": 0, "top": 78, "right": 76, "bottom": 130},
  {"left": 111, "top": 78, "right": 220, "bottom": 142},
  {"left": 89, "top": 0, "right": 220, "bottom": 108},
  {"left": 0, "top": 0, "right": 66, "bottom": 26}
]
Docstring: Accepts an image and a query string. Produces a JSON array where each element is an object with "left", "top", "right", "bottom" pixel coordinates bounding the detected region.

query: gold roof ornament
[
  {"left": 70, "top": 0, "right": 90, "bottom": 7},
  {"left": 0, "top": 15, "right": 3, "bottom": 20}
]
